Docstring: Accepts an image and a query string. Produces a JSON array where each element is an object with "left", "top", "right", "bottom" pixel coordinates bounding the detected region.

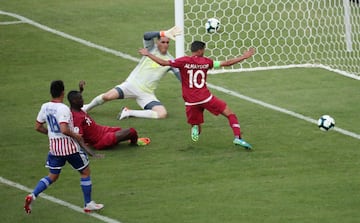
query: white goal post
[{"left": 175, "top": 0, "right": 360, "bottom": 79}]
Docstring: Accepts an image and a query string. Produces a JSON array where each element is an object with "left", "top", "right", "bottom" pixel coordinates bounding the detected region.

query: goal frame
[{"left": 174, "top": 0, "right": 360, "bottom": 80}]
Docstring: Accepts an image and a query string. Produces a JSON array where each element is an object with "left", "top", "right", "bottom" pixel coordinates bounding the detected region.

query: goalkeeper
[{"left": 83, "top": 26, "right": 182, "bottom": 120}]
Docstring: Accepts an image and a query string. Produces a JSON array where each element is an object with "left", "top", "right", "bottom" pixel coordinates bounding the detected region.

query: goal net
[{"left": 176, "top": 0, "right": 360, "bottom": 79}]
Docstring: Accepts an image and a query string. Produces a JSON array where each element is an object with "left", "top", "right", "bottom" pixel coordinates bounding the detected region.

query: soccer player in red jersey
[
  {"left": 68, "top": 81, "right": 150, "bottom": 149},
  {"left": 24, "top": 80, "right": 103, "bottom": 214},
  {"left": 139, "top": 41, "right": 255, "bottom": 149}
]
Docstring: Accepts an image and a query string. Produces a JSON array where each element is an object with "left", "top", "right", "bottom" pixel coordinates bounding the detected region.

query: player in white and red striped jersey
[
  {"left": 139, "top": 41, "right": 254, "bottom": 149},
  {"left": 37, "top": 99, "right": 80, "bottom": 155},
  {"left": 24, "top": 80, "right": 104, "bottom": 215}
]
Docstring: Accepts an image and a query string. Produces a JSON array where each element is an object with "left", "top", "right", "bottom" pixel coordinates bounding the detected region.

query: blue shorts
[{"left": 45, "top": 150, "right": 89, "bottom": 174}]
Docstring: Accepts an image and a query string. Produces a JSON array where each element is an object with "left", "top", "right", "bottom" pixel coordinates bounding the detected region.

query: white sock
[
  {"left": 128, "top": 109, "right": 159, "bottom": 119},
  {"left": 84, "top": 94, "right": 104, "bottom": 112}
]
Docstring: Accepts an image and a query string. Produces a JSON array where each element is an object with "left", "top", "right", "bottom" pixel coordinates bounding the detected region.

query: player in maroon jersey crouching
[{"left": 68, "top": 81, "right": 150, "bottom": 150}]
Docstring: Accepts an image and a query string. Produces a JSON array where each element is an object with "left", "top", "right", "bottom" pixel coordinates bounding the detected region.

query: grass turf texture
[{"left": 1, "top": 1, "right": 360, "bottom": 223}]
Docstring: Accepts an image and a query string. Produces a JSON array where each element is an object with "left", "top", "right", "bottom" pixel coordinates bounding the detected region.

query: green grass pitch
[{"left": 1, "top": 1, "right": 360, "bottom": 223}]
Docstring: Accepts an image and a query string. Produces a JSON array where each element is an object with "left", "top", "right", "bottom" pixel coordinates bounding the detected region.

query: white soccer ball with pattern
[
  {"left": 205, "top": 18, "right": 220, "bottom": 33},
  {"left": 317, "top": 115, "right": 335, "bottom": 131}
]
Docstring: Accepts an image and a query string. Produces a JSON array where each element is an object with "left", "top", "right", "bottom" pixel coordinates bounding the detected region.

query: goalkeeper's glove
[{"left": 160, "top": 26, "right": 182, "bottom": 41}]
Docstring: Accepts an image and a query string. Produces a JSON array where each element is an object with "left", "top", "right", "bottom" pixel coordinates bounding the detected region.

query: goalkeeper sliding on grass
[{"left": 82, "top": 26, "right": 182, "bottom": 120}]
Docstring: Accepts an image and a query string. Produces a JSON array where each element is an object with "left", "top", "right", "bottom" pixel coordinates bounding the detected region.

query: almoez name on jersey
[{"left": 184, "top": 64, "right": 209, "bottom": 69}]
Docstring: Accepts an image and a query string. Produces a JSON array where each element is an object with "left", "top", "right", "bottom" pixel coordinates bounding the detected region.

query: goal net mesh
[{"left": 183, "top": 0, "right": 360, "bottom": 77}]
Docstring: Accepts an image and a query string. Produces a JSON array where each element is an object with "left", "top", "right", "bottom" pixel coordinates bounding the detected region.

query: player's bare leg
[
  {"left": 116, "top": 128, "right": 138, "bottom": 144},
  {"left": 151, "top": 105, "right": 167, "bottom": 119}
]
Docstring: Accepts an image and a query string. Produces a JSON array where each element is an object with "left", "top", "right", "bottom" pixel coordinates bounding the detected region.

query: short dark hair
[
  {"left": 191, "top": 41, "right": 206, "bottom": 52},
  {"left": 50, "top": 80, "right": 64, "bottom": 98},
  {"left": 67, "top": 90, "right": 81, "bottom": 104}
]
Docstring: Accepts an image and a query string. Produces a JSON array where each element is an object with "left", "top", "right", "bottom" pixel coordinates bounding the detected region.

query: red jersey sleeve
[{"left": 169, "top": 57, "right": 186, "bottom": 68}]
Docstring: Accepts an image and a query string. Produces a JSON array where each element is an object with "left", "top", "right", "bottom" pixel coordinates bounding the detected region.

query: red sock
[
  {"left": 227, "top": 114, "right": 241, "bottom": 138},
  {"left": 129, "top": 127, "right": 138, "bottom": 144}
]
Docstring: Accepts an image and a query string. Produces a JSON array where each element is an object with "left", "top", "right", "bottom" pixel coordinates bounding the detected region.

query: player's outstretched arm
[
  {"left": 59, "top": 123, "right": 104, "bottom": 158},
  {"left": 220, "top": 48, "right": 255, "bottom": 67},
  {"left": 143, "top": 26, "right": 182, "bottom": 41},
  {"left": 161, "top": 26, "right": 182, "bottom": 40},
  {"left": 139, "top": 48, "right": 170, "bottom": 66},
  {"left": 79, "top": 140, "right": 104, "bottom": 159},
  {"left": 79, "top": 80, "right": 85, "bottom": 93}
]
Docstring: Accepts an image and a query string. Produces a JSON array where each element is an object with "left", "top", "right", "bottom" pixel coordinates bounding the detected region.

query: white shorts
[{"left": 115, "top": 81, "right": 161, "bottom": 109}]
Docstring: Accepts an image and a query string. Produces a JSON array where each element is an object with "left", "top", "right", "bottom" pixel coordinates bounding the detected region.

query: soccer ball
[
  {"left": 317, "top": 115, "right": 335, "bottom": 131},
  {"left": 205, "top": 18, "right": 220, "bottom": 33}
]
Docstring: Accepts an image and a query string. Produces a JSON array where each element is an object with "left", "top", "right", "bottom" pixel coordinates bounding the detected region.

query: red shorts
[
  {"left": 185, "top": 95, "right": 226, "bottom": 125},
  {"left": 93, "top": 127, "right": 121, "bottom": 150}
]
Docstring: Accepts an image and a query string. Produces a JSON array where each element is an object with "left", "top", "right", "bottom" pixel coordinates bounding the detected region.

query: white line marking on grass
[
  {"left": 0, "top": 20, "right": 24, "bottom": 25},
  {"left": 1, "top": 11, "right": 359, "bottom": 140},
  {"left": 0, "top": 10, "right": 139, "bottom": 62},
  {"left": 0, "top": 176, "right": 121, "bottom": 223},
  {"left": 207, "top": 83, "right": 360, "bottom": 140}
]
